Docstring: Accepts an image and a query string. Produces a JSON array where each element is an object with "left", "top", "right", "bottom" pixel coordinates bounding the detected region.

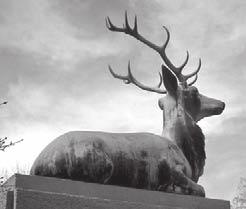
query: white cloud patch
[
  {"left": 0, "top": 0, "right": 122, "bottom": 71},
  {"left": 200, "top": 113, "right": 246, "bottom": 199}
]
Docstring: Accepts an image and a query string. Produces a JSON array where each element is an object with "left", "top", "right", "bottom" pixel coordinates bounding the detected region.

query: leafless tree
[
  {"left": 0, "top": 137, "right": 23, "bottom": 151},
  {"left": 0, "top": 101, "right": 23, "bottom": 184},
  {"left": 0, "top": 101, "right": 23, "bottom": 152},
  {"left": 232, "top": 178, "right": 246, "bottom": 209}
]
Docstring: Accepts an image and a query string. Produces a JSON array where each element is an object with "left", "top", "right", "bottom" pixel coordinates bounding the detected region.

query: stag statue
[{"left": 30, "top": 12, "right": 225, "bottom": 197}]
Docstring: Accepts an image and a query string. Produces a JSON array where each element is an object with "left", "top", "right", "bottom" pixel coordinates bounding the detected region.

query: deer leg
[{"left": 171, "top": 166, "right": 205, "bottom": 197}]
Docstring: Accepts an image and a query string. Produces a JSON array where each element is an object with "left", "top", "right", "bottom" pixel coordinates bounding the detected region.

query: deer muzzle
[{"left": 196, "top": 94, "right": 225, "bottom": 121}]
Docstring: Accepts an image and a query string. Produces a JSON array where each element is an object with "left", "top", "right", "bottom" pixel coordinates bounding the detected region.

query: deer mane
[{"left": 181, "top": 114, "right": 205, "bottom": 182}]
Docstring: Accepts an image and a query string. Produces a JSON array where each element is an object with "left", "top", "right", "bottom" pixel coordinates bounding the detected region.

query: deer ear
[{"left": 162, "top": 65, "right": 178, "bottom": 97}]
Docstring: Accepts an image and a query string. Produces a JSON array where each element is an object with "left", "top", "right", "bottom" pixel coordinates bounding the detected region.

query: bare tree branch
[{"left": 0, "top": 137, "right": 24, "bottom": 151}]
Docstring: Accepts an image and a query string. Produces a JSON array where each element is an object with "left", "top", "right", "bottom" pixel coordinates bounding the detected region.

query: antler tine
[
  {"left": 157, "top": 72, "right": 163, "bottom": 88},
  {"left": 127, "top": 61, "right": 167, "bottom": 94},
  {"left": 106, "top": 12, "right": 139, "bottom": 37},
  {"left": 188, "top": 74, "right": 198, "bottom": 86},
  {"left": 124, "top": 11, "right": 131, "bottom": 29},
  {"left": 108, "top": 65, "right": 131, "bottom": 84},
  {"left": 183, "top": 58, "right": 201, "bottom": 81},
  {"left": 133, "top": 15, "right": 138, "bottom": 33},
  {"left": 178, "top": 51, "right": 189, "bottom": 70},
  {"left": 161, "top": 26, "right": 170, "bottom": 49},
  {"left": 159, "top": 26, "right": 178, "bottom": 73},
  {"left": 106, "top": 16, "right": 124, "bottom": 32},
  {"left": 108, "top": 61, "right": 166, "bottom": 94},
  {"left": 160, "top": 26, "right": 191, "bottom": 78}
]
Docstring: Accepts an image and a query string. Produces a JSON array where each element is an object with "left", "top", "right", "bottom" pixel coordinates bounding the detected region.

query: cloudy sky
[{"left": 0, "top": 0, "right": 245, "bottom": 201}]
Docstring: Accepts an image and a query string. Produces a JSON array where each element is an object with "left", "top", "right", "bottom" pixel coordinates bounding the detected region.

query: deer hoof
[{"left": 191, "top": 184, "right": 205, "bottom": 197}]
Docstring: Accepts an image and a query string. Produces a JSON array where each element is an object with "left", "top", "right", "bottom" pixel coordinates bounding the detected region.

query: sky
[{"left": 0, "top": 0, "right": 245, "bottom": 201}]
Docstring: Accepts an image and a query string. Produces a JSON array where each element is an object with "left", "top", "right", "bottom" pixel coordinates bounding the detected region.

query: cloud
[
  {"left": 200, "top": 111, "right": 246, "bottom": 199},
  {"left": 0, "top": 0, "right": 121, "bottom": 73},
  {"left": 49, "top": 0, "right": 162, "bottom": 35}
]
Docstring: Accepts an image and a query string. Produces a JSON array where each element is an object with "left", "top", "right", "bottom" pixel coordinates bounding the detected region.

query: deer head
[{"left": 106, "top": 12, "right": 225, "bottom": 140}]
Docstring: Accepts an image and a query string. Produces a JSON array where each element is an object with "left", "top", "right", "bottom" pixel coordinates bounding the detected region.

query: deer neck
[
  {"left": 161, "top": 91, "right": 187, "bottom": 147},
  {"left": 162, "top": 104, "right": 187, "bottom": 147},
  {"left": 161, "top": 94, "right": 205, "bottom": 181}
]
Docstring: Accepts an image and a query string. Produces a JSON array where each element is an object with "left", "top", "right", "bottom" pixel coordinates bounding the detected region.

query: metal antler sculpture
[
  {"left": 31, "top": 12, "right": 225, "bottom": 197},
  {"left": 106, "top": 11, "right": 200, "bottom": 88}
]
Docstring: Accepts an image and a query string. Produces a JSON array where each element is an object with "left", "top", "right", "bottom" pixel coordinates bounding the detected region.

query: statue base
[{"left": 1, "top": 174, "right": 230, "bottom": 209}]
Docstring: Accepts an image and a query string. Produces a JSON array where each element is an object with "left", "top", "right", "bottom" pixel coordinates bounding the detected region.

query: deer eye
[
  {"left": 193, "top": 87, "right": 198, "bottom": 93},
  {"left": 191, "top": 88, "right": 198, "bottom": 97}
]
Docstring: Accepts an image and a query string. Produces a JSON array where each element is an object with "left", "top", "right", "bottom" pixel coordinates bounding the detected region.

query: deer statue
[{"left": 30, "top": 12, "right": 225, "bottom": 197}]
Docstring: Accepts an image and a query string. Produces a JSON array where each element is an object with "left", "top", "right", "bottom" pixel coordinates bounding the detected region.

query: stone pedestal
[{"left": 0, "top": 174, "right": 230, "bottom": 209}]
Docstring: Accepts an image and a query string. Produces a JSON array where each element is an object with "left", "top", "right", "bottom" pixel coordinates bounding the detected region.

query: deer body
[
  {"left": 30, "top": 13, "right": 225, "bottom": 197},
  {"left": 31, "top": 131, "right": 195, "bottom": 192}
]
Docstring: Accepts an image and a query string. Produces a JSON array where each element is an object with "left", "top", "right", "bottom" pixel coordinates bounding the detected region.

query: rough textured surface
[
  {"left": 2, "top": 174, "right": 230, "bottom": 209},
  {"left": 0, "top": 189, "right": 13, "bottom": 209},
  {"left": 15, "top": 189, "right": 179, "bottom": 209},
  {"left": 30, "top": 131, "right": 205, "bottom": 196}
]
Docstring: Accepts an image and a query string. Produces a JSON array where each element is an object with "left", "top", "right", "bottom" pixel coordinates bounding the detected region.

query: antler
[
  {"left": 109, "top": 61, "right": 166, "bottom": 94},
  {"left": 106, "top": 11, "right": 201, "bottom": 85}
]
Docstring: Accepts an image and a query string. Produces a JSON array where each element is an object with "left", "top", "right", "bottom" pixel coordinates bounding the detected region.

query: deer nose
[
  {"left": 221, "top": 102, "right": 225, "bottom": 111},
  {"left": 215, "top": 101, "right": 225, "bottom": 114}
]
